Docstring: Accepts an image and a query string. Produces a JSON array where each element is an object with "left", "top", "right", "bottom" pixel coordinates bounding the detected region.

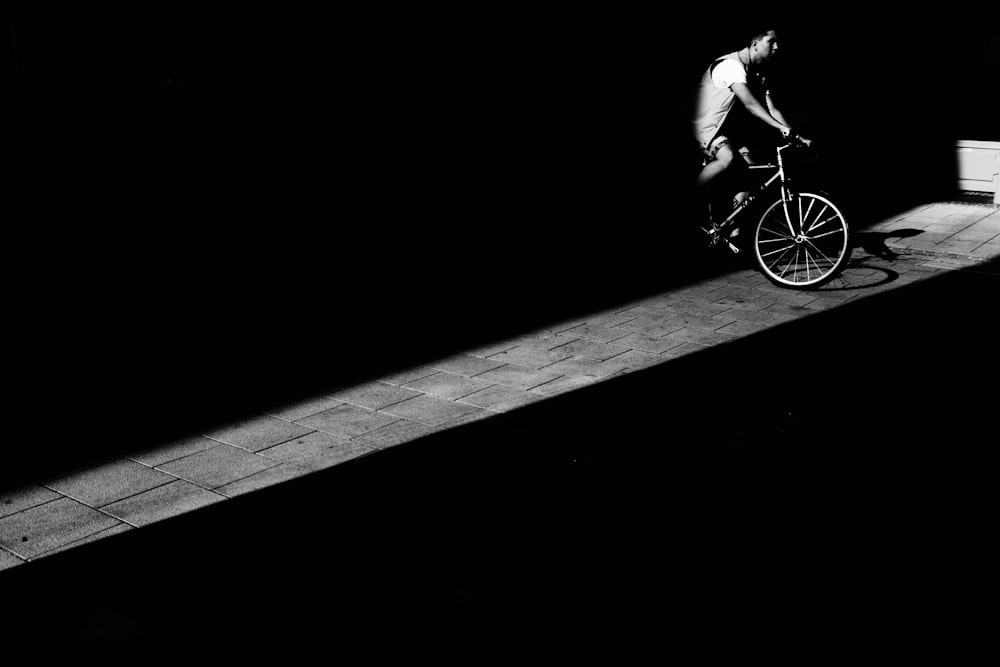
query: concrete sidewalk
[
  {"left": 2, "top": 200, "right": 998, "bottom": 572},
  {"left": 864, "top": 201, "right": 999, "bottom": 264}
]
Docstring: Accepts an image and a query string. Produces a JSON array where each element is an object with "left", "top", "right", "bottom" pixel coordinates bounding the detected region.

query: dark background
[
  {"left": 3, "top": 12, "right": 998, "bottom": 649},
  {"left": 6, "top": 11, "right": 999, "bottom": 481}
]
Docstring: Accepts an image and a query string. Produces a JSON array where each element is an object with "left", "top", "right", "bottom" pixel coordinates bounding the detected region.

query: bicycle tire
[{"left": 753, "top": 192, "right": 850, "bottom": 289}]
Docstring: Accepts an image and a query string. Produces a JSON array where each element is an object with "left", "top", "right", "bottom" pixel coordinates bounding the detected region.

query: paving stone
[
  {"left": 616, "top": 320, "right": 689, "bottom": 337},
  {"left": 709, "top": 284, "right": 761, "bottom": 299},
  {"left": 540, "top": 357, "right": 627, "bottom": 380},
  {"left": 944, "top": 211, "right": 993, "bottom": 225},
  {"left": 486, "top": 346, "right": 573, "bottom": 370},
  {"left": 258, "top": 431, "right": 372, "bottom": 470},
  {"left": 911, "top": 232, "right": 953, "bottom": 244},
  {"left": 971, "top": 242, "right": 1000, "bottom": 258},
  {"left": 715, "top": 320, "right": 775, "bottom": 337},
  {"left": 921, "top": 258, "right": 979, "bottom": 270},
  {"left": 762, "top": 302, "right": 814, "bottom": 318},
  {"left": 101, "top": 480, "right": 225, "bottom": 528},
  {"left": 672, "top": 300, "right": 731, "bottom": 316},
  {"left": 473, "top": 364, "right": 564, "bottom": 390},
  {"left": 561, "top": 324, "right": 632, "bottom": 343},
  {"left": 379, "top": 394, "right": 483, "bottom": 427},
  {"left": 463, "top": 340, "right": 521, "bottom": 357},
  {"left": 581, "top": 312, "right": 640, "bottom": 329},
  {"left": 671, "top": 287, "right": 720, "bottom": 302},
  {"left": 749, "top": 288, "right": 818, "bottom": 306},
  {"left": 738, "top": 273, "right": 772, "bottom": 288},
  {"left": 897, "top": 213, "right": 946, "bottom": 224},
  {"left": 295, "top": 403, "right": 399, "bottom": 438},
  {"left": 661, "top": 342, "right": 711, "bottom": 358},
  {"left": 909, "top": 261, "right": 946, "bottom": 272},
  {"left": 616, "top": 305, "right": 676, "bottom": 318},
  {"left": 204, "top": 415, "right": 315, "bottom": 453},
  {"left": 806, "top": 288, "right": 860, "bottom": 306},
  {"left": 548, "top": 339, "right": 631, "bottom": 361},
  {"left": 665, "top": 326, "right": 737, "bottom": 346},
  {"left": 615, "top": 313, "right": 682, "bottom": 331},
  {"left": 803, "top": 297, "right": 850, "bottom": 311},
  {"left": 599, "top": 349, "right": 666, "bottom": 372},
  {"left": 540, "top": 318, "right": 589, "bottom": 334},
  {"left": 378, "top": 364, "right": 442, "bottom": 385},
  {"left": 950, "top": 230, "right": 997, "bottom": 244},
  {"left": 509, "top": 330, "right": 583, "bottom": 351},
  {"left": 327, "top": 381, "right": 423, "bottom": 410},
  {"left": 0, "top": 547, "right": 25, "bottom": 570},
  {"left": 354, "top": 419, "right": 439, "bottom": 449},
  {"left": 213, "top": 464, "right": 312, "bottom": 497},
  {"left": 35, "top": 524, "right": 133, "bottom": 559},
  {"left": 0, "top": 498, "right": 121, "bottom": 559},
  {"left": 430, "top": 353, "right": 506, "bottom": 377},
  {"left": 529, "top": 375, "right": 597, "bottom": 396},
  {"left": 642, "top": 295, "right": 691, "bottom": 309},
  {"left": 157, "top": 445, "right": 280, "bottom": 490},
  {"left": 686, "top": 279, "right": 733, "bottom": 293},
  {"left": 128, "top": 435, "right": 221, "bottom": 467},
  {"left": 937, "top": 241, "right": 983, "bottom": 255},
  {"left": 910, "top": 204, "right": 957, "bottom": 219},
  {"left": 403, "top": 371, "right": 494, "bottom": 399},
  {"left": 0, "top": 484, "right": 61, "bottom": 519},
  {"left": 431, "top": 409, "right": 496, "bottom": 431},
  {"left": 710, "top": 294, "right": 773, "bottom": 310},
  {"left": 713, "top": 307, "right": 782, "bottom": 324},
  {"left": 459, "top": 385, "right": 546, "bottom": 412},
  {"left": 610, "top": 332, "right": 689, "bottom": 354},
  {"left": 263, "top": 396, "right": 347, "bottom": 422},
  {"left": 45, "top": 459, "right": 176, "bottom": 508}
]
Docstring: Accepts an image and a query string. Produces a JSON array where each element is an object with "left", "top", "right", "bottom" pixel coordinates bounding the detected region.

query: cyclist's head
[{"left": 749, "top": 29, "right": 779, "bottom": 62}]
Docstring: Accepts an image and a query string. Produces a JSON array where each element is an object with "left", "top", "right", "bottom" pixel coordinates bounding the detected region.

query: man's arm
[
  {"left": 732, "top": 82, "right": 790, "bottom": 135},
  {"left": 765, "top": 91, "right": 790, "bottom": 127},
  {"left": 766, "top": 91, "right": 812, "bottom": 145}
]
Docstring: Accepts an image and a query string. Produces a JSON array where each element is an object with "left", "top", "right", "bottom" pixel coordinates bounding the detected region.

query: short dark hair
[{"left": 750, "top": 28, "right": 778, "bottom": 45}]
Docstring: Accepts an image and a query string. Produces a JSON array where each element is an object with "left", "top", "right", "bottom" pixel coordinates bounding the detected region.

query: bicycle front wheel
[{"left": 753, "top": 192, "right": 850, "bottom": 289}]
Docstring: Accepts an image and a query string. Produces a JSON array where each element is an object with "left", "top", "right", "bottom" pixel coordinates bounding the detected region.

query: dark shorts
[{"left": 704, "top": 135, "right": 754, "bottom": 163}]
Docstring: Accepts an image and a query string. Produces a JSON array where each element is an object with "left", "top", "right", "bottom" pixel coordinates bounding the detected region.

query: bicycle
[{"left": 701, "top": 139, "right": 850, "bottom": 289}]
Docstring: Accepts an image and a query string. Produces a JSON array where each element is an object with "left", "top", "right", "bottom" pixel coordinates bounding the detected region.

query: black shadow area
[
  {"left": 8, "top": 13, "right": 997, "bottom": 489},
  {"left": 5, "top": 256, "right": 996, "bottom": 652},
  {"left": 6, "top": 17, "right": 717, "bottom": 485}
]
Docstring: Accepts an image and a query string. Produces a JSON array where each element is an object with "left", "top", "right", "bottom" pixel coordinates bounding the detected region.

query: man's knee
[
  {"left": 713, "top": 144, "right": 735, "bottom": 169},
  {"left": 717, "top": 143, "right": 749, "bottom": 167}
]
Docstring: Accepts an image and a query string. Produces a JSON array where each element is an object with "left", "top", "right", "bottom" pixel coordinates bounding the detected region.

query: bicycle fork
[{"left": 777, "top": 147, "right": 802, "bottom": 240}]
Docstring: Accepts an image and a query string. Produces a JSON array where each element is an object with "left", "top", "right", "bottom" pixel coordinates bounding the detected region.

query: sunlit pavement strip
[
  {"left": 865, "top": 202, "right": 1000, "bottom": 262},
  {"left": 2, "top": 234, "right": 997, "bottom": 570}
]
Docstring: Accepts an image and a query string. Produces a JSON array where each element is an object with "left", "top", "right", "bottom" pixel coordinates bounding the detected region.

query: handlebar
[{"left": 779, "top": 134, "right": 813, "bottom": 150}]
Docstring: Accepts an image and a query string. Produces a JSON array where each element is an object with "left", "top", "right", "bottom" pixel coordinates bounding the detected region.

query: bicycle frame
[
  {"left": 702, "top": 140, "right": 851, "bottom": 288},
  {"left": 711, "top": 143, "right": 798, "bottom": 238}
]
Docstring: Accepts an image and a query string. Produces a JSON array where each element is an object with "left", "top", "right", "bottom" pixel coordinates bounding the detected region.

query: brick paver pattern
[{"left": 2, "top": 202, "right": 997, "bottom": 569}]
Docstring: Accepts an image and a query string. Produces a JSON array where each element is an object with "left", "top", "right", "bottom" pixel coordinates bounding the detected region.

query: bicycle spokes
[{"left": 754, "top": 193, "right": 850, "bottom": 288}]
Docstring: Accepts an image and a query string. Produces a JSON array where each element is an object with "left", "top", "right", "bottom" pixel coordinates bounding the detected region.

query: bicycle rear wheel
[{"left": 753, "top": 192, "right": 850, "bottom": 289}]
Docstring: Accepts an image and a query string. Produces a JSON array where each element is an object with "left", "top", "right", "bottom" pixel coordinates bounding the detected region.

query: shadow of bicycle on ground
[
  {"left": 851, "top": 229, "right": 925, "bottom": 260},
  {"left": 815, "top": 253, "right": 902, "bottom": 291}
]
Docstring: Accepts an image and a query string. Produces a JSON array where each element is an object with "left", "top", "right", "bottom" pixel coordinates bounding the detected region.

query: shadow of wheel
[{"left": 817, "top": 258, "right": 901, "bottom": 291}]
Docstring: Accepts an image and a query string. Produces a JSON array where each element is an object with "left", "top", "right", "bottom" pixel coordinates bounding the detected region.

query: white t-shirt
[{"left": 711, "top": 58, "right": 748, "bottom": 89}]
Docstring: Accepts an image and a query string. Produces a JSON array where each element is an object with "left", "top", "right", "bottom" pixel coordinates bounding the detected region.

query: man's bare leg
[{"left": 697, "top": 143, "right": 735, "bottom": 187}]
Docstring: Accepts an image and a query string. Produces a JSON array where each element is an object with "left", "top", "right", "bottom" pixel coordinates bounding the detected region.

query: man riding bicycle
[{"left": 693, "top": 28, "right": 810, "bottom": 217}]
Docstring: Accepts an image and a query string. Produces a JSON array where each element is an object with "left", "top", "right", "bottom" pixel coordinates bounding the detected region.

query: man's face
[{"left": 754, "top": 31, "right": 779, "bottom": 61}]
